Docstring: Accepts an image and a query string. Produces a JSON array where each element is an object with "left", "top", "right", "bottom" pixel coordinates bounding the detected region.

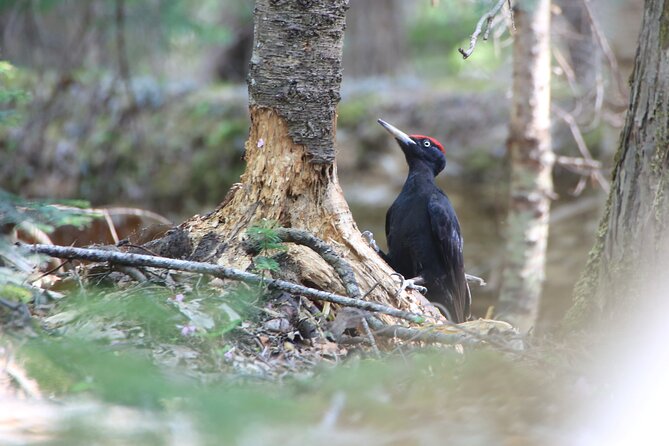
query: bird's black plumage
[{"left": 378, "top": 119, "right": 470, "bottom": 322}]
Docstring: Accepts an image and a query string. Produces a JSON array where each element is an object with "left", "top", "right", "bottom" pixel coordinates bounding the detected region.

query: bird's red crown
[{"left": 410, "top": 134, "right": 445, "bottom": 155}]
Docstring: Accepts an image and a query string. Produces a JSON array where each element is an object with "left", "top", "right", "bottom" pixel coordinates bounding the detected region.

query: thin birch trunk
[{"left": 498, "top": 0, "right": 554, "bottom": 332}]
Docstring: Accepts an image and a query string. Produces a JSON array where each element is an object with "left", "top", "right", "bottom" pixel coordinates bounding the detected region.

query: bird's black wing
[
  {"left": 427, "top": 193, "right": 471, "bottom": 322},
  {"left": 383, "top": 202, "right": 396, "bottom": 269}
]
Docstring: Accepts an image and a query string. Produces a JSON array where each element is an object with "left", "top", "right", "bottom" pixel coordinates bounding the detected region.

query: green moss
[
  {"left": 0, "top": 283, "right": 33, "bottom": 302},
  {"left": 563, "top": 142, "right": 622, "bottom": 330},
  {"left": 651, "top": 109, "right": 668, "bottom": 174},
  {"left": 660, "top": 1, "right": 669, "bottom": 50}
]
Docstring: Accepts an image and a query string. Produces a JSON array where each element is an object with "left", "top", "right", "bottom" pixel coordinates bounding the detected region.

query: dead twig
[
  {"left": 458, "top": 0, "right": 511, "bottom": 59},
  {"left": 29, "top": 259, "right": 71, "bottom": 284},
  {"left": 553, "top": 105, "right": 610, "bottom": 193},
  {"left": 102, "top": 209, "right": 120, "bottom": 245},
  {"left": 360, "top": 317, "right": 381, "bottom": 357},
  {"left": 581, "top": 0, "right": 626, "bottom": 103},
  {"left": 555, "top": 155, "right": 602, "bottom": 173},
  {"left": 506, "top": 0, "right": 515, "bottom": 31}
]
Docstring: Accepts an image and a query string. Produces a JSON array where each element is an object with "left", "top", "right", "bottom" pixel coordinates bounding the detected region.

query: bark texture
[
  {"left": 248, "top": 0, "right": 347, "bottom": 164},
  {"left": 498, "top": 0, "right": 554, "bottom": 332},
  {"left": 174, "top": 0, "right": 440, "bottom": 322},
  {"left": 569, "top": 0, "right": 669, "bottom": 326}
]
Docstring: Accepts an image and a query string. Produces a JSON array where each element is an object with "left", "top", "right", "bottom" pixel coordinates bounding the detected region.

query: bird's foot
[
  {"left": 391, "top": 273, "right": 428, "bottom": 295},
  {"left": 362, "top": 230, "right": 380, "bottom": 253}
]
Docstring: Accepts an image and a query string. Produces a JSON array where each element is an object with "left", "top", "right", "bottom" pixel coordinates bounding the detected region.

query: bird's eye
[{"left": 423, "top": 140, "right": 431, "bottom": 147}]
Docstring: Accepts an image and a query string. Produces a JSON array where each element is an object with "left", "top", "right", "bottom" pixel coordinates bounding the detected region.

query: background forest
[{"left": 0, "top": 0, "right": 660, "bottom": 444}]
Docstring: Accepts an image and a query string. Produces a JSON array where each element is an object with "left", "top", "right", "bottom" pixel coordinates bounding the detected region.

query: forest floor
[{"left": 1, "top": 231, "right": 607, "bottom": 446}]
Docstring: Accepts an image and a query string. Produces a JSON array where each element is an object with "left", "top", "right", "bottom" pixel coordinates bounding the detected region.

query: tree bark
[
  {"left": 568, "top": 0, "right": 669, "bottom": 326},
  {"left": 167, "top": 0, "right": 440, "bottom": 322},
  {"left": 498, "top": 0, "right": 554, "bottom": 332}
]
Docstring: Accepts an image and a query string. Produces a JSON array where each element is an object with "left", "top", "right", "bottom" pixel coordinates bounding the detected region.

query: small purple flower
[
  {"left": 257, "top": 138, "right": 265, "bottom": 148},
  {"left": 174, "top": 293, "right": 185, "bottom": 303},
  {"left": 178, "top": 323, "right": 197, "bottom": 336}
]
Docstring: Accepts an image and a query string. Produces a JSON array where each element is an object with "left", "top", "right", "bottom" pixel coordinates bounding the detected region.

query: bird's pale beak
[{"left": 378, "top": 119, "right": 413, "bottom": 146}]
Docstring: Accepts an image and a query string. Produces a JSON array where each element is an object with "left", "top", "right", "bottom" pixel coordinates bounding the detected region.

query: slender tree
[
  {"left": 158, "top": 0, "right": 434, "bottom": 317},
  {"left": 569, "top": 0, "right": 669, "bottom": 325},
  {"left": 498, "top": 0, "right": 554, "bottom": 332}
]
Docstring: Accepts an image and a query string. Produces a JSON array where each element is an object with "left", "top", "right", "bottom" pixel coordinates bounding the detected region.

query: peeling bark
[
  {"left": 568, "top": 0, "right": 669, "bottom": 326},
  {"left": 498, "top": 0, "right": 554, "bottom": 332}
]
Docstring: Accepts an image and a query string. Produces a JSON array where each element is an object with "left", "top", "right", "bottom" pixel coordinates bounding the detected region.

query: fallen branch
[
  {"left": 24, "top": 243, "right": 428, "bottom": 325},
  {"left": 458, "top": 0, "right": 510, "bottom": 59}
]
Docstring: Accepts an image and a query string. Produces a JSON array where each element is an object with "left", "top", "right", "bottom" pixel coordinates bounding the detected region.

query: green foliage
[
  {"left": 246, "top": 220, "right": 286, "bottom": 253},
  {"left": 22, "top": 337, "right": 176, "bottom": 406},
  {"left": 409, "top": 1, "right": 482, "bottom": 55},
  {"left": 338, "top": 95, "right": 375, "bottom": 128},
  {"left": 0, "top": 61, "right": 31, "bottom": 126},
  {"left": 55, "top": 286, "right": 185, "bottom": 342},
  {"left": 0, "top": 188, "right": 96, "bottom": 233},
  {"left": 408, "top": 1, "right": 507, "bottom": 76},
  {"left": 253, "top": 256, "right": 280, "bottom": 273},
  {"left": 15, "top": 339, "right": 567, "bottom": 443},
  {"left": 0, "top": 189, "right": 98, "bottom": 306},
  {"left": 0, "top": 283, "right": 33, "bottom": 302},
  {"left": 246, "top": 220, "right": 287, "bottom": 275}
]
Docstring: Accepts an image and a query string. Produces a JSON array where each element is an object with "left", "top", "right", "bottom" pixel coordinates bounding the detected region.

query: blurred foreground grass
[
  {"left": 3, "top": 282, "right": 577, "bottom": 445},
  {"left": 10, "top": 341, "right": 572, "bottom": 445}
]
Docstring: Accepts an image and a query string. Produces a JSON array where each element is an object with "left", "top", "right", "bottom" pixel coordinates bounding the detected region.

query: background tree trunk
[
  {"left": 177, "top": 0, "right": 438, "bottom": 320},
  {"left": 569, "top": 0, "right": 669, "bottom": 326},
  {"left": 343, "top": 0, "right": 406, "bottom": 78},
  {"left": 498, "top": 0, "right": 554, "bottom": 332}
]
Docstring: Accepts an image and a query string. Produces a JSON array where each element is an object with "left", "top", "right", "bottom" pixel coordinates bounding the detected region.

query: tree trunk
[
  {"left": 498, "top": 0, "right": 554, "bottom": 332},
  {"left": 568, "top": 0, "right": 669, "bottom": 326},
  {"left": 170, "top": 0, "right": 438, "bottom": 321}
]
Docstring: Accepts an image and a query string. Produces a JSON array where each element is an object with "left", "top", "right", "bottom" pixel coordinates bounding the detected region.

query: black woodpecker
[{"left": 376, "top": 119, "right": 471, "bottom": 323}]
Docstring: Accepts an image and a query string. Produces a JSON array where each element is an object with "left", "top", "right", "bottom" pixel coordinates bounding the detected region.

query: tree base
[{"left": 152, "top": 108, "right": 442, "bottom": 323}]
